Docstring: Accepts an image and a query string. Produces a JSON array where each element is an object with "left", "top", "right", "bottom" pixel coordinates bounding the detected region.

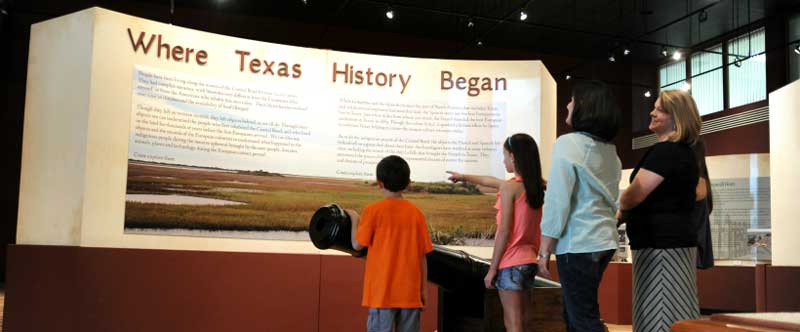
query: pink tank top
[{"left": 494, "top": 177, "right": 542, "bottom": 269}]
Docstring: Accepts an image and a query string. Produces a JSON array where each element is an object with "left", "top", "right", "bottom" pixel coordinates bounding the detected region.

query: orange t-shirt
[{"left": 356, "top": 198, "right": 433, "bottom": 308}]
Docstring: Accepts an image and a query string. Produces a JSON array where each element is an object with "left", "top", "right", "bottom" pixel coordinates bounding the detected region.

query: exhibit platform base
[{"left": 2, "top": 245, "right": 438, "bottom": 332}]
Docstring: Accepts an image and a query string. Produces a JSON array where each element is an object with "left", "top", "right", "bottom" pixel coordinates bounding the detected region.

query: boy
[{"left": 347, "top": 155, "right": 433, "bottom": 332}]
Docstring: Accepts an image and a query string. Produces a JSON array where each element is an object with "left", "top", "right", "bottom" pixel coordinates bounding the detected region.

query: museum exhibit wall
[
  {"left": 0, "top": 0, "right": 644, "bottom": 284},
  {"left": 16, "top": 7, "right": 556, "bottom": 252},
  {"left": 768, "top": 79, "right": 800, "bottom": 267},
  {"left": 5, "top": 7, "right": 557, "bottom": 331}
]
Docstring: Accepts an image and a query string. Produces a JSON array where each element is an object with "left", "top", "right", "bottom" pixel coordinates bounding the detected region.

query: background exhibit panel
[
  {"left": 122, "top": 39, "right": 549, "bottom": 243},
  {"left": 16, "top": 8, "right": 556, "bottom": 253}
]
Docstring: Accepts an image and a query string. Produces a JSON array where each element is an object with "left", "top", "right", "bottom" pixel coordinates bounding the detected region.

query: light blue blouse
[{"left": 540, "top": 132, "right": 621, "bottom": 255}]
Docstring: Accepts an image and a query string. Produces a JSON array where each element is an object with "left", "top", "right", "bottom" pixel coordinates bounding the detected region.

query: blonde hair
[{"left": 658, "top": 90, "right": 702, "bottom": 145}]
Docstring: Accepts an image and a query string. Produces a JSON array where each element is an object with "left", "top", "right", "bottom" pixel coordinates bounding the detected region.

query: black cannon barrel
[
  {"left": 308, "top": 203, "right": 367, "bottom": 257},
  {"left": 308, "top": 204, "right": 560, "bottom": 292}
]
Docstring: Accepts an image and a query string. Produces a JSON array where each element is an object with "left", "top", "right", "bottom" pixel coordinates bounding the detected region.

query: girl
[{"left": 446, "top": 133, "right": 545, "bottom": 332}]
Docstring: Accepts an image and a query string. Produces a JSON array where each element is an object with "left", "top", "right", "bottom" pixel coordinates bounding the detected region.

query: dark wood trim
[
  {"left": 755, "top": 264, "right": 768, "bottom": 312},
  {"left": 763, "top": 265, "right": 800, "bottom": 312},
  {"left": 723, "top": 37, "right": 731, "bottom": 110},
  {"left": 700, "top": 100, "right": 768, "bottom": 122},
  {"left": 3, "top": 245, "right": 439, "bottom": 332},
  {"left": 630, "top": 96, "right": 767, "bottom": 138}
]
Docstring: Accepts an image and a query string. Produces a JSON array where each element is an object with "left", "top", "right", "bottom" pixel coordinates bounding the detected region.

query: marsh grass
[{"left": 125, "top": 161, "right": 497, "bottom": 244}]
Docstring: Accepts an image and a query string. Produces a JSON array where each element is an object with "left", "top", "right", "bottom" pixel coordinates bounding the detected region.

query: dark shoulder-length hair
[
  {"left": 504, "top": 133, "right": 545, "bottom": 209},
  {"left": 570, "top": 80, "right": 621, "bottom": 142}
]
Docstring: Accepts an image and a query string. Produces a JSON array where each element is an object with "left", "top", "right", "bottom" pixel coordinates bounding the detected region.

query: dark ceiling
[{"left": 3, "top": 0, "right": 800, "bottom": 64}]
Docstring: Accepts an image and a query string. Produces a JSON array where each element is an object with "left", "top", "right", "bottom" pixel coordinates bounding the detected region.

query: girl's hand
[
  {"left": 446, "top": 171, "right": 463, "bottom": 183},
  {"left": 484, "top": 269, "right": 497, "bottom": 289},
  {"left": 537, "top": 262, "right": 552, "bottom": 279}
]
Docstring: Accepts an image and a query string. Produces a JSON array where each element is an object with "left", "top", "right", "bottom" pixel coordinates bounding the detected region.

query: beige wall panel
[
  {"left": 769, "top": 80, "right": 800, "bottom": 267},
  {"left": 17, "top": 9, "right": 96, "bottom": 245}
]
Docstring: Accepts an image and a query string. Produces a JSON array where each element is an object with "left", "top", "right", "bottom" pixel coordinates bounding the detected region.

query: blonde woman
[{"left": 618, "top": 90, "right": 702, "bottom": 332}]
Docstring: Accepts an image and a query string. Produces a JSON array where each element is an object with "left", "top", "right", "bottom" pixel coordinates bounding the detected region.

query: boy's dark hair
[
  {"left": 570, "top": 80, "right": 621, "bottom": 142},
  {"left": 376, "top": 155, "right": 410, "bottom": 192},
  {"left": 504, "top": 133, "right": 545, "bottom": 209}
]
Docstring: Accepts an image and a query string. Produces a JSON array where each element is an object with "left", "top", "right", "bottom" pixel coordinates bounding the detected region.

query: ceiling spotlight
[
  {"left": 300, "top": 0, "right": 307, "bottom": 5},
  {"left": 672, "top": 50, "right": 682, "bottom": 60},
  {"left": 385, "top": 7, "right": 394, "bottom": 20},
  {"left": 661, "top": 47, "right": 669, "bottom": 57},
  {"left": 608, "top": 53, "right": 616, "bottom": 62},
  {"left": 794, "top": 43, "right": 800, "bottom": 55},
  {"left": 623, "top": 48, "right": 631, "bottom": 56},
  {"left": 644, "top": 90, "right": 652, "bottom": 98},
  {"left": 520, "top": 11, "right": 528, "bottom": 21},
  {"left": 476, "top": 40, "right": 483, "bottom": 47},
  {"left": 681, "top": 82, "right": 691, "bottom": 92},
  {"left": 565, "top": 74, "right": 572, "bottom": 80},
  {"left": 467, "top": 18, "right": 474, "bottom": 28}
]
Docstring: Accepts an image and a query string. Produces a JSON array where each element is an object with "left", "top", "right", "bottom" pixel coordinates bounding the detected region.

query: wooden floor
[
  {"left": 1, "top": 289, "right": 4, "bottom": 331},
  {"left": 608, "top": 323, "right": 633, "bottom": 332},
  {"left": 0, "top": 287, "right": 629, "bottom": 332}
]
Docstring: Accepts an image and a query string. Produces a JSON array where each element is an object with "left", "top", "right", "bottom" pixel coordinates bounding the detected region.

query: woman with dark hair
[
  {"left": 446, "top": 133, "right": 545, "bottom": 332},
  {"left": 618, "top": 90, "right": 702, "bottom": 332},
  {"left": 692, "top": 139, "right": 714, "bottom": 269},
  {"left": 537, "top": 80, "right": 622, "bottom": 332}
]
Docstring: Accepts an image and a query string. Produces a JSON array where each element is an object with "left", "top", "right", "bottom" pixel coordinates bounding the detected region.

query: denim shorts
[
  {"left": 493, "top": 263, "right": 538, "bottom": 291},
  {"left": 367, "top": 308, "right": 420, "bottom": 332}
]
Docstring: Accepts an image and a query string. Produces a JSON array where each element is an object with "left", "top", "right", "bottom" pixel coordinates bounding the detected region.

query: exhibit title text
[{"left": 127, "top": 28, "right": 508, "bottom": 96}]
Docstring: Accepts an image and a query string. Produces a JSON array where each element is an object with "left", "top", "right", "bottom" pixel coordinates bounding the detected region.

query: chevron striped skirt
[{"left": 632, "top": 247, "right": 699, "bottom": 332}]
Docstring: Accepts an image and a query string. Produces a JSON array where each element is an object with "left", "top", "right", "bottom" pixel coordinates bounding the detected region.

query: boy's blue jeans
[
  {"left": 367, "top": 308, "right": 420, "bottom": 332},
  {"left": 555, "top": 249, "right": 615, "bottom": 332}
]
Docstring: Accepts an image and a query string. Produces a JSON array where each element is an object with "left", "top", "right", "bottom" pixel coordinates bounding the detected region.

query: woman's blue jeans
[{"left": 556, "top": 249, "right": 616, "bottom": 332}]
